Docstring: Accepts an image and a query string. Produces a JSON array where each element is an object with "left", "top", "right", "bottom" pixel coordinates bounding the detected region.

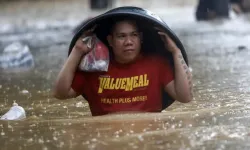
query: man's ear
[{"left": 107, "top": 35, "right": 113, "bottom": 47}]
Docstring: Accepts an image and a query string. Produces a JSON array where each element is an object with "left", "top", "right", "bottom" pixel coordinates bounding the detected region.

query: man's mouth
[{"left": 123, "top": 49, "right": 135, "bottom": 52}]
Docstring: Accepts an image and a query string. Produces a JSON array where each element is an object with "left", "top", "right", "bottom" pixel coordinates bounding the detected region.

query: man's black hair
[{"left": 108, "top": 16, "right": 141, "bottom": 35}]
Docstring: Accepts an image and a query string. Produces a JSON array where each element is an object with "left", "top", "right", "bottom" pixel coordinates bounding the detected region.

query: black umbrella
[{"left": 69, "top": 6, "right": 189, "bottom": 110}]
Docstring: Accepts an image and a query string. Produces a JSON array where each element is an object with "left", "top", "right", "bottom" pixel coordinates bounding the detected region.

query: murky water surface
[{"left": 1, "top": 1, "right": 250, "bottom": 150}]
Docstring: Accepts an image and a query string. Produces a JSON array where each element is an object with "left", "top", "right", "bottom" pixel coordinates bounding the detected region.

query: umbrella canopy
[{"left": 69, "top": 6, "right": 189, "bottom": 110}]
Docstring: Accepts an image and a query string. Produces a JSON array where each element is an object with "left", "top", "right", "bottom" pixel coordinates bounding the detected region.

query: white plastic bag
[
  {"left": 79, "top": 34, "right": 109, "bottom": 72},
  {"left": 0, "top": 102, "right": 26, "bottom": 120}
]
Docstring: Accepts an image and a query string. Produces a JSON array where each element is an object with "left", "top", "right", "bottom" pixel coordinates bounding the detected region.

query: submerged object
[{"left": 69, "top": 6, "right": 189, "bottom": 110}]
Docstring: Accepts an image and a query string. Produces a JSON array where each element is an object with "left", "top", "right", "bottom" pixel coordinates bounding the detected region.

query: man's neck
[{"left": 114, "top": 55, "right": 141, "bottom": 65}]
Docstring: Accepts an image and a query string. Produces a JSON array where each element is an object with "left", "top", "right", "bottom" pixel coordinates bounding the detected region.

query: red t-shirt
[{"left": 72, "top": 55, "right": 174, "bottom": 116}]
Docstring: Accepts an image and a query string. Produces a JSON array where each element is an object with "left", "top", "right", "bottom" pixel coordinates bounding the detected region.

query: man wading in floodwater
[{"left": 53, "top": 17, "right": 193, "bottom": 116}]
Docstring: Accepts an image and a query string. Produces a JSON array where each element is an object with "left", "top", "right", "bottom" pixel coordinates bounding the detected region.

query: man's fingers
[
  {"left": 155, "top": 27, "right": 178, "bottom": 51},
  {"left": 154, "top": 26, "right": 164, "bottom": 32},
  {"left": 155, "top": 27, "right": 176, "bottom": 47},
  {"left": 157, "top": 31, "right": 168, "bottom": 40},
  {"left": 157, "top": 31, "right": 176, "bottom": 46},
  {"left": 75, "top": 40, "right": 87, "bottom": 50},
  {"left": 78, "top": 25, "right": 97, "bottom": 48},
  {"left": 83, "top": 30, "right": 93, "bottom": 36},
  {"left": 158, "top": 33, "right": 165, "bottom": 41},
  {"left": 157, "top": 31, "right": 166, "bottom": 36},
  {"left": 82, "top": 36, "right": 91, "bottom": 43},
  {"left": 158, "top": 31, "right": 173, "bottom": 41},
  {"left": 155, "top": 27, "right": 170, "bottom": 38},
  {"left": 75, "top": 39, "right": 92, "bottom": 52},
  {"left": 90, "top": 24, "right": 98, "bottom": 31},
  {"left": 79, "top": 25, "right": 97, "bottom": 37},
  {"left": 158, "top": 31, "right": 171, "bottom": 38},
  {"left": 86, "top": 25, "right": 98, "bottom": 34}
]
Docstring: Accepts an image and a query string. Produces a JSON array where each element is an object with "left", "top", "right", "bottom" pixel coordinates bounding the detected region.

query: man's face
[{"left": 108, "top": 20, "right": 141, "bottom": 64}]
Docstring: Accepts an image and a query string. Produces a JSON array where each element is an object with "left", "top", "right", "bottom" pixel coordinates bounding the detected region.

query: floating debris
[
  {"left": 0, "top": 42, "right": 34, "bottom": 70},
  {"left": 76, "top": 101, "right": 85, "bottom": 108},
  {"left": 0, "top": 101, "right": 26, "bottom": 120},
  {"left": 20, "top": 90, "right": 29, "bottom": 94}
]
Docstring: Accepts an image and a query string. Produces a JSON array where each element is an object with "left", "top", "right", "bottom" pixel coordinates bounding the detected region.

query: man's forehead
[{"left": 113, "top": 20, "right": 138, "bottom": 33}]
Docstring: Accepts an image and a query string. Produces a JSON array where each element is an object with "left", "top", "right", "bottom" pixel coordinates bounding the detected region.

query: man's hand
[
  {"left": 155, "top": 27, "right": 180, "bottom": 54},
  {"left": 155, "top": 27, "right": 193, "bottom": 103},
  {"left": 73, "top": 25, "right": 97, "bottom": 54},
  {"left": 53, "top": 25, "right": 97, "bottom": 100}
]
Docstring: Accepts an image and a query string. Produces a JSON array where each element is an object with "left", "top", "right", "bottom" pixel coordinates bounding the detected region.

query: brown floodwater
[{"left": 1, "top": 1, "right": 250, "bottom": 150}]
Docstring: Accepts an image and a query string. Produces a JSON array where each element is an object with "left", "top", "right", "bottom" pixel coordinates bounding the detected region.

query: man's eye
[
  {"left": 133, "top": 33, "right": 139, "bottom": 37},
  {"left": 118, "top": 35, "right": 125, "bottom": 38}
]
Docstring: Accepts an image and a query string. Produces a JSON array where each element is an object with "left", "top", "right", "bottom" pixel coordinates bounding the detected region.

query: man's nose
[{"left": 124, "top": 37, "right": 133, "bottom": 45}]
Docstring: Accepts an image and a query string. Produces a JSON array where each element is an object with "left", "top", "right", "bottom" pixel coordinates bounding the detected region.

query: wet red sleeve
[
  {"left": 159, "top": 58, "right": 174, "bottom": 86},
  {"left": 71, "top": 71, "right": 86, "bottom": 94}
]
